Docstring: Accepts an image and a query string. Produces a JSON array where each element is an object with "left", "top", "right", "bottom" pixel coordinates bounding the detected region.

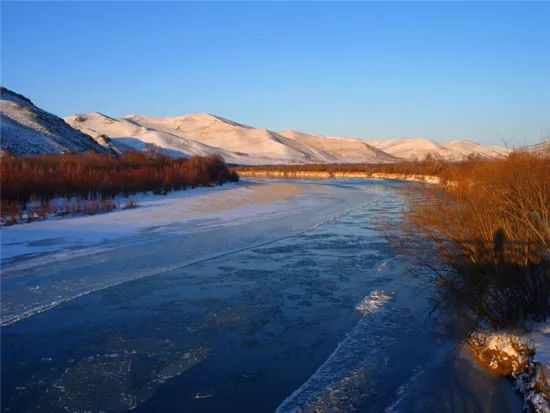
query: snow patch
[{"left": 355, "top": 290, "right": 394, "bottom": 315}]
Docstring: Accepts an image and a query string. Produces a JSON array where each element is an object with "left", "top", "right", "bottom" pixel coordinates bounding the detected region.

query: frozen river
[{"left": 1, "top": 179, "right": 521, "bottom": 412}]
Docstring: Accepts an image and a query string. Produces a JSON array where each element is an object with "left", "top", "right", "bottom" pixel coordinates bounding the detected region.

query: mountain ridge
[
  {"left": 66, "top": 112, "right": 514, "bottom": 163},
  {"left": 0, "top": 88, "right": 513, "bottom": 163}
]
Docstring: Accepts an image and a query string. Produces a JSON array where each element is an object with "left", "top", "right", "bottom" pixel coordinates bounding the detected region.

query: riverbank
[{"left": 236, "top": 169, "right": 441, "bottom": 184}]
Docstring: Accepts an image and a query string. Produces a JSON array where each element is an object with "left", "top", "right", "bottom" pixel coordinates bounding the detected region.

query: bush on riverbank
[
  {"left": 390, "top": 152, "right": 550, "bottom": 409},
  {"left": 1, "top": 152, "right": 239, "bottom": 223},
  {"left": 403, "top": 152, "right": 550, "bottom": 329}
]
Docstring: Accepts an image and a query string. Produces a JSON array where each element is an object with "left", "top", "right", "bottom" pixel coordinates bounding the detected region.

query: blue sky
[{"left": 2, "top": 1, "right": 549, "bottom": 145}]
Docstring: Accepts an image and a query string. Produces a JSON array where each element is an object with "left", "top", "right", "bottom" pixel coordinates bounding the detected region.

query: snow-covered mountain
[
  {"left": 0, "top": 87, "right": 108, "bottom": 155},
  {"left": 365, "top": 137, "right": 511, "bottom": 161},
  {"left": 67, "top": 112, "right": 512, "bottom": 164},
  {"left": 66, "top": 113, "right": 399, "bottom": 164},
  {"left": 278, "top": 129, "right": 399, "bottom": 163},
  {"left": 0, "top": 87, "right": 511, "bottom": 163},
  {"left": 522, "top": 140, "right": 550, "bottom": 157}
]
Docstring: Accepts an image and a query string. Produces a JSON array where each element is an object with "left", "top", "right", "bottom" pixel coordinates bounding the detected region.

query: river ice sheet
[
  {"left": 1, "top": 180, "right": 378, "bottom": 325},
  {"left": 0, "top": 179, "right": 522, "bottom": 412}
]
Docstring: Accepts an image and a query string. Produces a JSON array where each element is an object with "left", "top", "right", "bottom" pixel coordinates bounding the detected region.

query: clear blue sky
[{"left": 2, "top": 1, "right": 549, "bottom": 145}]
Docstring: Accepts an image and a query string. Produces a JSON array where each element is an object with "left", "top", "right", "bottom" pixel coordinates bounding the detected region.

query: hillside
[
  {"left": 67, "top": 111, "right": 512, "bottom": 164},
  {"left": 66, "top": 112, "right": 310, "bottom": 165},
  {"left": 67, "top": 113, "right": 399, "bottom": 164},
  {"left": 524, "top": 140, "right": 550, "bottom": 157},
  {"left": 123, "top": 113, "right": 322, "bottom": 162},
  {"left": 365, "top": 137, "right": 511, "bottom": 161},
  {"left": 279, "top": 129, "right": 398, "bottom": 163},
  {"left": 0, "top": 87, "right": 108, "bottom": 155}
]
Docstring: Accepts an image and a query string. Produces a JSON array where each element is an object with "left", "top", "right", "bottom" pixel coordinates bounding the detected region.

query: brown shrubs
[
  {"left": 1, "top": 152, "right": 238, "bottom": 223},
  {"left": 404, "top": 152, "right": 550, "bottom": 328}
]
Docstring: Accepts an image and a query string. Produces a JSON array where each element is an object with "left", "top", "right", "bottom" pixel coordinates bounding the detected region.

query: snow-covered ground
[{"left": 365, "top": 137, "right": 511, "bottom": 161}]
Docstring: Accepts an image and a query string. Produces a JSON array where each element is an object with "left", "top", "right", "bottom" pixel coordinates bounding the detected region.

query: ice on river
[
  {"left": 0, "top": 179, "right": 388, "bottom": 326},
  {"left": 1, "top": 178, "right": 523, "bottom": 413}
]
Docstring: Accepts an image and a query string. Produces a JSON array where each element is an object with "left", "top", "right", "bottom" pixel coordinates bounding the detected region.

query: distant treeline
[
  {"left": 1, "top": 152, "right": 238, "bottom": 222},
  {"left": 233, "top": 155, "right": 452, "bottom": 178},
  {"left": 233, "top": 151, "right": 548, "bottom": 184}
]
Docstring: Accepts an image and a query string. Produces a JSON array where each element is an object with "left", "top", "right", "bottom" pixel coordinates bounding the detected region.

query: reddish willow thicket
[
  {"left": 1, "top": 152, "right": 239, "bottom": 208},
  {"left": 403, "top": 152, "right": 550, "bottom": 328}
]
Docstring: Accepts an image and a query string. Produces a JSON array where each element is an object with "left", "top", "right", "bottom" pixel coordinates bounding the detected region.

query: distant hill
[
  {"left": 0, "top": 87, "right": 108, "bottom": 155},
  {"left": 278, "top": 129, "right": 398, "bottom": 163},
  {"left": 365, "top": 137, "right": 511, "bottom": 161},
  {"left": 67, "top": 112, "right": 396, "bottom": 165},
  {"left": 522, "top": 140, "right": 550, "bottom": 157},
  {"left": 67, "top": 111, "right": 512, "bottom": 164},
  {"left": 0, "top": 87, "right": 511, "bottom": 163}
]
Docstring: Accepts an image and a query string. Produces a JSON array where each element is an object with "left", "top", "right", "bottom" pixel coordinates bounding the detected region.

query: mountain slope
[
  {"left": 0, "top": 87, "right": 512, "bottom": 163},
  {"left": 67, "top": 109, "right": 510, "bottom": 164},
  {"left": 366, "top": 137, "right": 511, "bottom": 161},
  {"left": 66, "top": 112, "right": 291, "bottom": 164},
  {"left": 279, "top": 129, "right": 398, "bottom": 163},
  {"left": 123, "top": 113, "right": 312, "bottom": 161},
  {"left": 68, "top": 112, "right": 392, "bottom": 164},
  {"left": 445, "top": 140, "right": 511, "bottom": 160},
  {"left": 523, "top": 140, "right": 550, "bottom": 157},
  {"left": 0, "top": 87, "right": 108, "bottom": 155}
]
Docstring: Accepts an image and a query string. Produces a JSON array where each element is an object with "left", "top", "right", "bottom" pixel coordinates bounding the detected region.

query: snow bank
[{"left": 469, "top": 330, "right": 550, "bottom": 412}]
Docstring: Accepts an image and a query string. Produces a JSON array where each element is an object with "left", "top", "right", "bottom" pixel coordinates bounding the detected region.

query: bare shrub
[
  {"left": 1, "top": 153, "right": 235, "bottom": 223},
  {"left": 124, "top": 199, "right": 137, "bottom": 209},
  {"left": 403, "top": 152, "right": 550, "bottom": 328},
  {"left": 0, "top": 201, "right": 22, "bottom": 225}
]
